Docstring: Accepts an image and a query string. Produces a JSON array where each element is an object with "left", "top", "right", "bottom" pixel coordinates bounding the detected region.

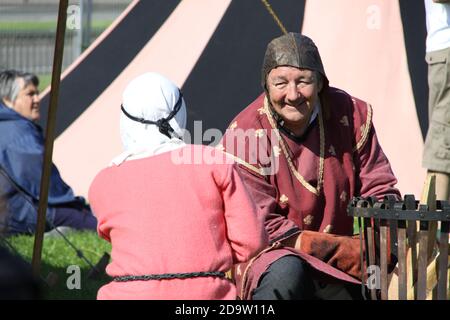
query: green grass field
[
  {"left": 0, "top": 21, "right": 112, "bottom": 32},
  {"left": 37, "top": 74, "right": 52, "bottom": 92},
  {"left": 3, "top": 231, "right": 111, "bottom": 300}
]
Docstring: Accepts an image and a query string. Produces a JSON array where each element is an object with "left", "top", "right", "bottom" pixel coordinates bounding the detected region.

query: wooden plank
[
  {"left": 380, "top": 220, "right": 388, "bottom": 299},
  {"left": 406, "top": 175, "right": 437, "bottom": 300},
  {"left": 358, "top": 217, "right": 367, "bottom": 299},
  {"left": 424, "top": 175, "right": 438, "bottom": 261},
  {"left": 374, "top": 218, "right": 381, "bottom": 267},
  {"left": 362, "top": 216, "right": 371, "bottom": 299},
  {"left": 406, "top": 219, "right": 418, "bottom": 295},
  {"left": 398, "top": 219, "right": 407, "bottom": 300},
  {"left": 425, "top": 255, "right": 439, "bottom": 300},
  {"left": 388, "top": 198, "right": 414, "bottom": 300},
  {"left": 404, "top": 195, "right": 418, "bottom": 300},
  {"left": 438, "top": 222, "right": 449, "bottom": 300},
  {"left": 390, "top": 219, "right": 398, "bottom": 264},
  {"left": 366, "top": 218, "right": 377, "bottom": 300},
  {"left": 418, "top": 174, "right": 439, "bottom": 300},
  {"left": 417, "top": 220, "right": 429, "bottom": 300}
]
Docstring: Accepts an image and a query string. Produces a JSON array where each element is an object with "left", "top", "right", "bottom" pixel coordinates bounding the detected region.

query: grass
[
  {"left": 0, "top": 20, "right": 113, "bottom": 32},
  {"left": 354, "top": 217, "right": 362, "bottom": 235},
  {"left": 38, "top": 74, "right": 52, "bottom": 92},
  {"left": 3, "top": 230, "right": 111, "bottom": 300}
]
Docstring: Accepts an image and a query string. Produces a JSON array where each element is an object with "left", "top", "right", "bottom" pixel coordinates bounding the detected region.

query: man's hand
[{"left": 295, "top": 230, "right": 362, "bottom": 280}]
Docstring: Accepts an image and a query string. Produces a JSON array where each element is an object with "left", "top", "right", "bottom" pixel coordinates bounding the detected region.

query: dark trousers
[
  {"left": 252, "top": 255, "right": 316, "bottom": 300},
  {"left": 252, "top": 255, "right": 364, "bottom": 300},
  {"left": 52, "top": 206, "right": 97, "bottom": 231}
]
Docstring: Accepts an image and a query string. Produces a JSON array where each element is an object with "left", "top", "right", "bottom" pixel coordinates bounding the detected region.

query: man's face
[
  {"left": 12, "top": 78, "right": 40, "bottom": 122},
  {"left": 267, "top": 66, "right": 322, "bottom": 135}
]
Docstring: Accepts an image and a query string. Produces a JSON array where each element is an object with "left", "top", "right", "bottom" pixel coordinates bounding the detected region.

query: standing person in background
[
  {"left": 0, "top": 69, "right": 97, "bottom": 234},
  {"left": 423, "top": 0, "right": 450, "bottom": 201},
  {"left": 89, "top": 72, "right": 267, "bottom": 299}
]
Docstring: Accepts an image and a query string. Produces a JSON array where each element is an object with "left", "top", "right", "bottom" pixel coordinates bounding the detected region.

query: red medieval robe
[{"left": 220, "top": 87, "right": 401, "bottom": 299}]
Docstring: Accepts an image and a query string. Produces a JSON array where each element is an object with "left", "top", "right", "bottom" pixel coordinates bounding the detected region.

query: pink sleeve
[
  {"left": 88, "top": 175, "right": 111, "bottom": 242},
  {"left": 235, "top": 166, "right": 300, "bottom": 243},
  {"left": 221, "top": 164, "right": 268, "bottom": 263}
]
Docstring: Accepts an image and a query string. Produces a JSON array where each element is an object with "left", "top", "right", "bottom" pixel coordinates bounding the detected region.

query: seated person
[
  {"left": 220, "top": 33, "right": 401, "bottom": 299},
  {"left": 0, "top": 70, "right": 97, "bottom": 235},
  {"left": 88, "top": 72, "right": 267, "bottom": 300}
]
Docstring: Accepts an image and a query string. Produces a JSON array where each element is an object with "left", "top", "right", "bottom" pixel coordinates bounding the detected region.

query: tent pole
[{"left": 32, "top": 0, "right": 69, "bottom": 277}]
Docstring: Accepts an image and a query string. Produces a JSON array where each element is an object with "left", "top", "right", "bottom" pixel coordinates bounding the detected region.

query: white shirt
[{"left": 425, "top": 0, "right": 450, "bottom": 52}]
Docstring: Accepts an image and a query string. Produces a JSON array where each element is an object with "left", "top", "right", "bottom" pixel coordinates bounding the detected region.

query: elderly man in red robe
[{"left": 220, "top": 33, "right": 401, "bottom": 300}]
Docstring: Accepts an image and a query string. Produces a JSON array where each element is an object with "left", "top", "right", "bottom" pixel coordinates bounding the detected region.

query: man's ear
[{"left": 316, "top": 72, "right": 324, "bottom": 93}]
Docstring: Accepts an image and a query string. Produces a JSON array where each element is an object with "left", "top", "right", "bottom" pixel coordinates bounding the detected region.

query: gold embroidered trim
[
  {"left": 221, "top": 151, "right": 265, "bottom": 177},
  {"left": 273, "top": 146, "right": 281, "bottom": 157},
  {"left": 257, "top": 106, "right": 266, "bottom": 115},
  {"left": 229, "top": 121, "right": 238, "bottom": 130},
  {"left": 279, "top": 194, "right": 289, "bottom": 205},
  {"left": 353, "top": 103, "right": 373, "bottom": 152},
  {"left": 303, "top": 215, "right": 314, "bottom": 226},
  {"left": 255, "top": 129, "right": 265, "bottom": 138},
  {"left": 263, "top": 97, "right": 324, "bottom": 196}
]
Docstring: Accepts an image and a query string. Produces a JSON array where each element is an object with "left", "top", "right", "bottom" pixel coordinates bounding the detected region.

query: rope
[
  {"left": 113, "top": 271, "right": 227, "bottom": 282},
  {"left": 260, "top": 0, "right": 288, "bottom": 35}
]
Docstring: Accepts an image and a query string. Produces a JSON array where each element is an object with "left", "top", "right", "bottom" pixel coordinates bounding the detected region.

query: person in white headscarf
[
  {"left": 111, "top": 72, "right": 187, "bottom": 165},
  {"left": 88, "top": 72, "right": 267, "bottom": 300}
]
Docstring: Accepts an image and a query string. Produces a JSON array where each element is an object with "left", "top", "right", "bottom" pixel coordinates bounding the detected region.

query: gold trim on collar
[
  {"left": 221, "top": 151, "right": 265, "bottom": 177},
  {"left": 353, "top": 103, "right": 373, "bottom": 152},
  {"left": 263, "top": 97, "right": 324, "bottom": 196}
]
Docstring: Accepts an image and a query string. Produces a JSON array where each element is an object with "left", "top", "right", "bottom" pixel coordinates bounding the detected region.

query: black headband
[{"left": 121, "top": 91, "right": 183, "bottom": 139}]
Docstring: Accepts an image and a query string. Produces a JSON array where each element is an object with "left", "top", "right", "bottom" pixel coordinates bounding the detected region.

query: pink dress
[{"left": 88, "top": 144, "right": 268, "bottom": 300}]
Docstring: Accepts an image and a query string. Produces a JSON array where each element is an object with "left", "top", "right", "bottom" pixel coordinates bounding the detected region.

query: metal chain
[{"left": 113, "top": 271, "right": 227, "bottom": 282}]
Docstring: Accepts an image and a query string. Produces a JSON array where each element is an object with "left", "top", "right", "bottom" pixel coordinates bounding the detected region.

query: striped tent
[{"left": 38, "top": 0, "right": 427, "bottom": 198}]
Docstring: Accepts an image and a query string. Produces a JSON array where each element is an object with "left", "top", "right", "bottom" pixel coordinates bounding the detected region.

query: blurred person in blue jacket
[{"left": 0, "top": 69, "right": 97, "bottom": 235}]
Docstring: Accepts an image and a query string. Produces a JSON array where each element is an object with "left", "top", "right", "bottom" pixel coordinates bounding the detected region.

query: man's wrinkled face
[
  {"left": 11, "top": 78, "right": 40, "bottom": 121},
  {"left": 267, "top": 66, "right": 322, "bottom": 134}
]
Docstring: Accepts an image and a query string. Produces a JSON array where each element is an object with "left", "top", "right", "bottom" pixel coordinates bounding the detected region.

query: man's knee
[{"left": 252, "top": 255, "right": 315, "bottom": 300}]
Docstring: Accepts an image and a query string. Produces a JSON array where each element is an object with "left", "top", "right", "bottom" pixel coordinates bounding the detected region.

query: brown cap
[{"left": 261, "top": 33, "right": 329, "bottom": 92}]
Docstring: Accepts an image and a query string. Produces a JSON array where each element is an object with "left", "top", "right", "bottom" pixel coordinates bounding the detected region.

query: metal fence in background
[
  {"left": 0, "top": 0, "right": 132, "bottom": 75},
  {"left": 0, "top": 30, "right": 103, "bottom": 74}
]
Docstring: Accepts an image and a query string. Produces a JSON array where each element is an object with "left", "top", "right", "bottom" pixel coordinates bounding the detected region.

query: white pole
[
  {"left": 82, "top": 0, "right": 93, "bottom": 51},
  {"left": 73, "top": 0, "right": 83, "bottom": 58}
]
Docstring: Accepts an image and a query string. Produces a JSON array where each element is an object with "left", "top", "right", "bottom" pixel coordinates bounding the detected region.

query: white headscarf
[{"left": 111, "top": 72, "right": 187, "bottom": 166}]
